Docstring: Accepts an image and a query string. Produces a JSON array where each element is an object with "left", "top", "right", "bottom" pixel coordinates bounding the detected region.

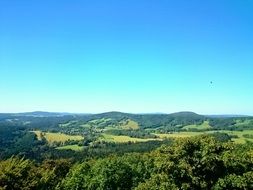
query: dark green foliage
[
  {"left": 138, "top": 136, "right": 253, "bottom": 189},
  {"left": 132, "top": 112, "right": 205, "bottom": 129},
  {"left": 154, "top": 136, "right": 228, "bottom": 189},
  {"left": 57, "top": 136, "right": 253, "bottom": 190},
  {"left": 209, "top": 118, "right": 236, "bottom": 129},
  {"left": 1, "top": 136, "right": 253, "bottom": 190},
  {"left": 0, "top": 157, "right": 71, "bottom": 190},
  {"left": 44, "top": 140, "right": 172, "bottom": 162},
  {"left": 213, "top": 172, "right": 253, "bottom": 189},
  {"left": 243, "top": 134, "right": 253, "bottom": 139},
  {"left": 209, "top": 132, "right": 232, "bottom": 142},
  {"left": 58, "top": 154, "right": 155, "bottom": 190},
  {"left": 0, "top": 126, "right": 48, "bottom": 160},
  {"left": 36, "top": 159, "right": 72, "bottom": 190},
  {"left": 0, "top": 157, "right": 36, "bottom": 190}
]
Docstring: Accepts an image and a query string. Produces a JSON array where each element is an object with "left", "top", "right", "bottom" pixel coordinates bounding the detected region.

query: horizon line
[{"left": 0, "top": 110, "right": 252, "bottom": 116}]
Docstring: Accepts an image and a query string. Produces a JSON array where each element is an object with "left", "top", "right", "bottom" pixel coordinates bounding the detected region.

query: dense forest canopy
[{"left": 0, "top": 136, "right": 253, "bottom": 189}]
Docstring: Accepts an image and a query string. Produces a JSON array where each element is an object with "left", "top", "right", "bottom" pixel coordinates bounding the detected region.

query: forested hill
[
  {"left": 1, "top": 111, "right": 202, "bottom": 118},
  {"left": 0, "top": 111, "right": 203, "bottom": 131},
  {"left": 0, "top": 111, "right": 252, "bottom": 130}
]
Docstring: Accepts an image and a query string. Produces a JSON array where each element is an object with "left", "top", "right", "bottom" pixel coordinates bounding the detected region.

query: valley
[
  {"left": 1, "top": 111, "right": 253, "bottom": 153},
  {"left": 1, "top": 111, "right": 253, "bottom": 189}
]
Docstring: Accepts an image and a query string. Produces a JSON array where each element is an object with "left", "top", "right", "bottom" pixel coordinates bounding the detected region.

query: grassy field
[
  {"left": 118, "top": 119, "right": 139, "bottom": 130},
  {"left": 33, "top": 131, "right": 84, "bottom": 144},
  {"left": 56, "top": 144, "right": 84, "bottom": 151},
  {"left": 155, "top": 132, "right": 201, "bottom": 139},
  {"left": 182, "top": 121, "right": 211, "bottom": 130},
  {"left": 99, "top": 134, "right": 159, "bottom": 143},
  {"left": 155, "top": 130, "right": 253, "bottom": 144},
  {"left": 219, "top": 130, "right": 253, "bottom": 144}
]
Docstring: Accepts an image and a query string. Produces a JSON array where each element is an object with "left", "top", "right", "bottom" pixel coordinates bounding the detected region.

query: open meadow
[
  {"left": 99, "top": 134, "right": 159, "bottom": 143},
  {"left": 32, "top": 130, "right": 84, "bottom": 144},
  {"left": 56, "top": 144, "right": 84, "bottom": 151},
  {"left": 155, "top": 130, "right": 253, "bottom": 144}
]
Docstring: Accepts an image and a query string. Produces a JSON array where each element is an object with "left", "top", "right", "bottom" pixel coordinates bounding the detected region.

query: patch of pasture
[
  {"left": 99, "top": 134, "right": 158, "bottom": 143},
  {"left": 155, "top": 130, "right": 253, "bottom": 144},
  {"left": 218, "top": 130, "right": 253, "bottom": 144},
  {"left": 118, "top": 119, "right": 139, "bottom": 130},
  {"left": 56, "top": 144, "right": 84, "bottom": 151},
  {"left": 155, "top": 132, "right": 200, "bottom": 139},
  {"left": 32, "top": 130, "right": 84, "bottom": 144},
  {"left": 182, "top": 121, "right": 211, "bottom": 130}
]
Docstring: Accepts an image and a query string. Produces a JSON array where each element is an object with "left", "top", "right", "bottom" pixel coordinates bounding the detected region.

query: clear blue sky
[{"left": 0, "top": 0, "right": 253, "bottom": 114}]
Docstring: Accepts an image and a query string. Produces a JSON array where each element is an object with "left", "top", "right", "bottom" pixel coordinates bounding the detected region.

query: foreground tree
[
  {"left": 0, "top": 157, "right": 37, "bottom": 189},
  {"left": 1, "top": 135, "right": 253, "bottom": 190},
  {"left": 0, "top": 157, "right": 71, "bottom": 190}
]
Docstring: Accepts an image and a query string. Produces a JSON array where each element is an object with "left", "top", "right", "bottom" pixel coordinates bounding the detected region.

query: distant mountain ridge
[
  {"left": 206, "top": 114, "right": 251, "bottom": 118},
  {"left": 0, "top": 110, "right": 253, "bottom": 132},
  {"left": 11, "top": 111, "right": 73, "bottom": 117},
  {"left": 0, "top": 111, "right": 251, "bottom": 118}
]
